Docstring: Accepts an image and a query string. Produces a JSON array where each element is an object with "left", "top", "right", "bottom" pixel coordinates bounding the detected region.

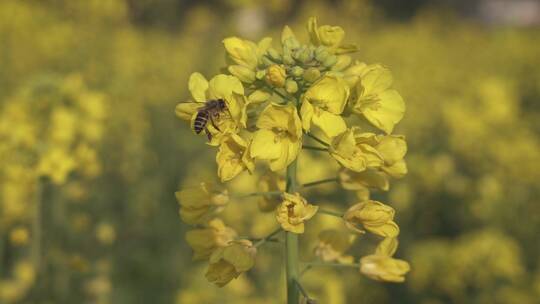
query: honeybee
[{"left": 194, "top": 99, "right": 227, "bottom": 140}]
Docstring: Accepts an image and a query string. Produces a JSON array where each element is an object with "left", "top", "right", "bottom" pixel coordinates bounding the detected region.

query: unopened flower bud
[
  {"left": 285, "top": 79, "right": 298, "bottom": 94},
  {"left": 267, "top": 47, "right": 282, "bottom": 62},
  {"left": 283, "top": 37, "right": 300, "bottom": 50},
  {"left": 332, "top": 55, "right": 352, "bottom": 71},
  {"left": 228, "top": 65, "right": 256, "bottom": 83},
  {"left": 297, "top": 47, "right": 313, "bottom": 63},
  {"left": 283, "top": 54, "right": 295, "bottom": 65},
  {"left": 256, "top": 69, "right": 266, "bottom": 80},
  {"left": 303, "top": 67, "right": 321, "bottom": 83},
  {"left": 266, "top": 65, "right": 287, "bottom": 87},
  {"left": 261, "top": 56, "right": 275, "bottom": 67},
  {"left": 323, "top": 55, "right": 338, "bottom": 67},
  {"left": 315, "top": 46, "right": 329, "bottom": 62},
  {"left": 291, "top": 66, "right": 304, "bottom": 77}
]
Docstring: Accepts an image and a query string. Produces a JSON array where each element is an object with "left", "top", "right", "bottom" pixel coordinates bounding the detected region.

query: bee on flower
[{"left": 175, "top": 16, "right": 410, "bottom": 302}]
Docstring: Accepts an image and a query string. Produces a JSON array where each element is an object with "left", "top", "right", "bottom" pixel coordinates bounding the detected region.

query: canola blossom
[{"left": 175, "top": 16, "right": 409, "bottom": 303}]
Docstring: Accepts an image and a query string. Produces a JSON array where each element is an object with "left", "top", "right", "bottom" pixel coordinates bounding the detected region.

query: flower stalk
[{"left": 285, "top": 159, "right": 300, "bottom": 304}]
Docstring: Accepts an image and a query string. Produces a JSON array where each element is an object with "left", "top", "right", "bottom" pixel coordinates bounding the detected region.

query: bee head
[{"left": 217, "top": 99, "right": 226, "bottom": 109}]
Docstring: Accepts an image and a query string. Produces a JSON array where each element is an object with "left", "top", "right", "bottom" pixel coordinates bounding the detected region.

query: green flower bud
[
  {"left": 283, "top": 37, "right": 300, "bottom": 50},
  {"left": 292, "top": 46, "right": 305, "bottom": 60},
  {"left": 332, "top": 55, "right": 352, "bottom": 71},
  {"left": 285, "top": 79, "right": 298, "bottom": 94},
  {"left": 261, "top": 56, "right": 275, "bottom": 67},
  {"left": 256, "top": 69, "right": 266, "bottom": 80},
  {"left": 323, "top": 55, "right": 338, "bottom": 68},
  {"left": 283, "top": 54, "right": 295, "bottom": 65},
  {"left": 267, "top": 47, "right": 282, "bottom": 62},
  {"left": 315, "top": 46, "right": 329, "bottom": 62},
  {"left": 297, "top": 47, "right": 313, "bottom": 63},
  {"left": 303, "top": 67, "right": 321, "bottom": 83},
  {"left": 291, "top": 66, "right": 304, "bottom": 77}
]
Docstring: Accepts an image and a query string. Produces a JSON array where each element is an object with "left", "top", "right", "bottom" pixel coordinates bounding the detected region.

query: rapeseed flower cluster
[{"left": 175, "top": 17, "right": 409, "bottom": 302}]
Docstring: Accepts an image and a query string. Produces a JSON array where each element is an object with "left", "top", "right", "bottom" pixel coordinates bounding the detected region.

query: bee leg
[
  {"left": 210, "top": 115, "right": 221, "bottom": 132},
  {"left": 205, "top": 128, "right": 212, "bottom": 141}
]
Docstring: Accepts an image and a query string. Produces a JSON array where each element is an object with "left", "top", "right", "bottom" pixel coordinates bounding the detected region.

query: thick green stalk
[
  {"left": 285, "top": 159, "right": 300, "bottom": 304},
  {"left": 32, "top": 181, "right": 42, "bottom": 271}
]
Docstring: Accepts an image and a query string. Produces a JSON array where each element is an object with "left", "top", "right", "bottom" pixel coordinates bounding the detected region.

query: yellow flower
[
  {"left": 175, "top": 73, "right": 247, "bottom": 145},
  {"left": 223, "top": 36, "right": 272, "bottom": 84},
  {"left": 37, "top": 147, "right": 77, "bottom": 185},
  {"left": 343, "top": 200, "right": 399, "bottom": 237},
  {"left": 216, "top": 134, "right": 254, "bottom": 182},
  {"left": 96, "top": 223, "right": 116, "bottom": 245},
  {"left": 223, "top": 36, "right": 272, "bottom": 69},
  {"left": 329, "top": 128, "right": 383, "bottom": 172},
  {"left": 352, "top": 65, "right": 405, "bottom": 134},
  {"left": 374, "top": 135, "right": 408, "bottom": 178},
  {"left": 276, "top": 192, "right": 318, "bottom": 234},
  {"left": 307, "top": 17, "right": 344, "bottom": 50},
  {"left": 257, "top": 172, "right": 286, "bottom": 212},
  {"left": 50, "top": 107, "right": 77, "bottom": 144},
  {"left": 360, "top": 255, "right": 410, "bottom": 283},
  {"left": 266, "top": 64, "right": 287, "bottom": 88},
  {"left": 14, "top": 261, "right": 35, "bottom": 285},
  {"left": 185, "top": 218, "right": 237, "bottom": 260},
  {"left": 342, "top": 61, "right": 367, "bottom": 87},
  {"left": 205, "top": 239, "right": 256, "bottom": 287},
  {"left": 314, "top": 229, "right": 355, "bottom": 263},
  {"left": 175, "top": 182, "right": 229, "bottom": 225},
  {"left": 300, "top": 75, "right": 350, "bottom": 138},
  {"left": 339, "top": 168, "right": 389, "bottom": 191},
  {"left": 9, "top": 227, "right": 29, "bottom": 246},
  {"left": 250, "top": 103, "right": 302, "bottom": 171}
]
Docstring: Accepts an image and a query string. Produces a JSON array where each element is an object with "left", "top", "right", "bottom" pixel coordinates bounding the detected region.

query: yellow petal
[
  {"left": 375, "top": 237, "right": 398, "bottom": 257},
  {"left": 250, "top": 129, "right": 281, "bottom": 160},
  {"left": 188, "top": 72, "right": 208, "bottom": 103},
  {"left": 207, "top": 74, "right": 244, "bottom": 99},
  {"left": 361, "top": 65, "right": 393, "bottom": 95},
  {"left": 248, "top": 90, "right": 271, "bottom": 104},
  {"left": 228, "top": 65, "right": 256, "bottom": 83},
  {"left": 307, "top": 17, "right": 320, "bottom": 45},
  {"left": 382, "top": 159, "right": 408, "bottom": 178},
  {"left": 318, "top": 25, "right": 345, "bottom": 48},
  {"left": 300, "top": 100, "right": 314, "bottom": 131},
  {"left": 365, "top": 221, "right": 400, "bottom": 238},
  {"left": 376, "top": 135, "right": 407, "bottom": 165},
  {"left": 312, "top": 110, "right": 347, "bottom": 138},
  {"left": 362, "top": 90, "right": 405, "bottom": 134},
  {"left": 175, "top": 102, "right": 200, "bottom": 121},
  {"left": 222, "top": 37, "right": 258, "bottom": 68}
]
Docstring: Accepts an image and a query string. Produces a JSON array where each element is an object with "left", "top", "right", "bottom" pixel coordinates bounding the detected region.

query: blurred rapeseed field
[{"left": 0, "top": 0, "right": 539, "bottom": 303}]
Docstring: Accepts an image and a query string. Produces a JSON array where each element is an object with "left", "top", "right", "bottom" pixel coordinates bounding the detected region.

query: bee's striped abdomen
[{"left": 194, "top": 111, "right": 209, "bottom": 134}]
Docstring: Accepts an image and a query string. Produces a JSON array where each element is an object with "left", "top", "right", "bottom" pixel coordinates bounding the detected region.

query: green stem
[
  {"left": 32, "top": 180, "right": 43, "bottom": 272},
  {"left": 302, "top": 261, "right": 360, "bottom": 268},
  {"left": 233, "top": 190, "right": 283, "bottom": 199},
  {"left": 305, "top": 132, "right": 330, "bottom": 147},
  {"left": 254, "top": 227, "right": 282, "bottom": 248},
  {"left": 302, "top": 178, "right": 338, "bottom": 188},
  {"left": 302, "top": 145, "right": 328, "bottom": 152},
  {"left": 285, "top": 159, "right": 300, "bottom": 304},
  {"left": 317, "top": 208, "right": 344, "bottom": 218},
  {"left": 294, "top": 279, "right": 313, "bottom": 302}
]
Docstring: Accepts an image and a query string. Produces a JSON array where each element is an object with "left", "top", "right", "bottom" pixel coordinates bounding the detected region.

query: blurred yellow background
[{"left": 1, "top": 0, "right": 540, "bottom": 303}]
